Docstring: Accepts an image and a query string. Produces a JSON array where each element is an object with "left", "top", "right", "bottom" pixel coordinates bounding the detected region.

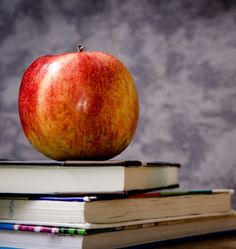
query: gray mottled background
[{"left": 0, "top": 0, "right": 236, "bottom": 204}]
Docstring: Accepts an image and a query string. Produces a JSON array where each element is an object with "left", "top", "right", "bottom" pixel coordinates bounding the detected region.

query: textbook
[
  {"left": 0, "top": 212, "right": 236, "bottom": 249},
  {"left": 0, "top": 160, "right": 180, "bottom": 195},
  {"left": 0, "top": 189, "right": 233, "bottom": 224}
]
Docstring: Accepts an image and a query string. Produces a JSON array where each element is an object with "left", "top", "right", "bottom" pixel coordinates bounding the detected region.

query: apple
[{"left": 18, "top": 46, "right": 139, "bottom": 160}]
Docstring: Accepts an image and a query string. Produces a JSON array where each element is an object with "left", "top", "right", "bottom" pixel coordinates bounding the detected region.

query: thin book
[{"left": 1, "top": 212, "right": 236, "bottom": 249}]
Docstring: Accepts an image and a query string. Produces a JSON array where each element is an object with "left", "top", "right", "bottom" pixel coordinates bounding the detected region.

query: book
[
  {"left": 0, "top": 212, "right": 236, "bottom": 249},
  {"left": 0, "top": 189, "right": 233, "bottom": 224},
  {"left": 0, "top": 160, "right": 180, "bottom": 195}
]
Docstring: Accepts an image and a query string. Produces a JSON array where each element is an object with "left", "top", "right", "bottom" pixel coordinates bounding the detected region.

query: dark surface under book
[{"left": 123, "top": 229, "right": 236, "bottom": 249}]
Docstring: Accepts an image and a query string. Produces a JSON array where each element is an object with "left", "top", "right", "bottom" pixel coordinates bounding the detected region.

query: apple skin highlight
[{"left": 18, "top": 51, "right": 139, "bottom": 160}]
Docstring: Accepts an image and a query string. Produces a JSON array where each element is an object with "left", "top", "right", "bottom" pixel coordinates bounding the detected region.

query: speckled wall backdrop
[{"left": 0, "top": 0, "right": 236, "bottom": 202}]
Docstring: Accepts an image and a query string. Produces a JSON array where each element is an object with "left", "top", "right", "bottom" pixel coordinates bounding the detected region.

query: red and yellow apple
[{"left": 18, "top": 47, "right": 139, "bottom": 160}]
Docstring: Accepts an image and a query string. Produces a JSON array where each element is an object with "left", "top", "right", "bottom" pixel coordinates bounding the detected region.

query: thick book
[
  {"left": 0, "top": 160, "right": 180, "bottom": 195},
  {"left": 0, "top": 212, "right": 236, "bottom": 249},
  {"left": 0, "top": 189, "right": 233, "bottom": 224}
]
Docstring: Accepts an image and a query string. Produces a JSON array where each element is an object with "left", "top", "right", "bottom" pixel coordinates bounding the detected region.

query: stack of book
[{"left": 0, "top": 160, "right": 235, "bottom": 249}]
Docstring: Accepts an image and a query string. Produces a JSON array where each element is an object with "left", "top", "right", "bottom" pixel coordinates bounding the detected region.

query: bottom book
[{"left": 0, "top": 212, "right": 236, "bottom": 249}]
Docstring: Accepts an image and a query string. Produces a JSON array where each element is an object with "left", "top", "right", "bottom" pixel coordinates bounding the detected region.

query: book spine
[
  {"left": 0, "top": 223, "right": 86, "bottom": 236},
  {"left": 30, "top": 196, "right": 97, "bottom": 202},
  {"left": 59, "top": 227, "right": 86, "bottom": 235}
]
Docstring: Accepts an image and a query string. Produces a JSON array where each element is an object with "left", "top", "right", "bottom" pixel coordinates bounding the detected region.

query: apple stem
[{"left": 77, "top": 44, "right": 84, "bottom": 52}]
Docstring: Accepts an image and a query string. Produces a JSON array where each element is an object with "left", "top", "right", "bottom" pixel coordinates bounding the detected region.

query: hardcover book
[
  {"left": 0, "top": 189, "right": 233, "bottom": 224},
  {"left": 1, "top": 212, "right": 236, "bottom": 249},
  {"left": 0, "top": 160, "right": 180, "bottom": 195}
]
